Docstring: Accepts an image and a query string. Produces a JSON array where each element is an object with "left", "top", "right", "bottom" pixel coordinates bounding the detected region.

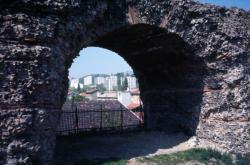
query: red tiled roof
[
  {"left": 79, "top": 93, "right": 88, "bottom": 97},
  {"left": 127, "top": 103, "right": 140, "bottom": 110},
  {"left": 130, "top": 88, "right": 140, "bottom": 95},
  {"left": 86, "top": 88, "right": 98, "bottom": 94}
]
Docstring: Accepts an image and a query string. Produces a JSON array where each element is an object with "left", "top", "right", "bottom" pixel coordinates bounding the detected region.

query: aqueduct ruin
[{"left": 0, "top": 0, "right": 249, "bottom": 164}]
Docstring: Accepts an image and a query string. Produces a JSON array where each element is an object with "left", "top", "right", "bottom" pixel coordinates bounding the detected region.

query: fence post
[
  {"left": 139, "top": 105, "right": 142, "bottom": 127},
  {"left": 71, "top": 95, "right": 75, "bottom": 111},
  {"left": 100, "top": 104, "right": 103, "bottom": 131},
  {"left": 74, "top": 105, "right": 78, "bottom": 134},
  {"left": 139, "top": 103, "right": 144, "bottom": 129},
  {"left": 120, "top": 104, "right": 123, "bottom": 130}
]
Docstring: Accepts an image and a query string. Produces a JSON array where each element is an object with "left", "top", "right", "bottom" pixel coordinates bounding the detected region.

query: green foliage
[
  {"left": 122, "top": 78, "right": 128, "bottom": 91},
  {"left": 79, "top": 77, "right": 84, "bottom": 84},
  {"left": 117, "top": 77, "right": 128, "bottom": 91},
  {"left": 138, "top": 148, "right": 233, "bottom": 165},
  {"left": 117, "top": 77, "right": 122, "bottom": 91},
  {"left": 75, "top": 158, "right": 127, "bottom": 165},
  {"left": 69, "top": 85, "right": 91, "bottom": 94},
  {"left": 77, "top": 84, "right": 81, "bottom": 92},
  {"left": 236, "top": 154, "right": 250, "bottom": 165},
  {"left": 96, "top": 84, "right": 106, "bottom": 93},
  {"left": 74, "top": 95, "right": 88, "bottom": 102}
]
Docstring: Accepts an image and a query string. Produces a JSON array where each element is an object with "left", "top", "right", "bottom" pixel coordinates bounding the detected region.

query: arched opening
[
  {"left": 54, "top": 24, "right": 206, "bottom": 163},
  {"left": 90, "top": 24, "right": 206, "bottom": 135},
  {"left": 57, "top": 47, "right": 144, "bottom": 135},
  {"left": 58, "top": 23, "right": 207, "bottom": 136}
]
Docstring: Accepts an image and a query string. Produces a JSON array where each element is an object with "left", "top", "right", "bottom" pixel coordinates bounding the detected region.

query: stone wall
[{"left": 0, "top": 0, "right": 249, "bottom": 164}]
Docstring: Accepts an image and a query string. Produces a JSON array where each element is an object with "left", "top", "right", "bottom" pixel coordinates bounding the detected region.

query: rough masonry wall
[
  {"left": 0, "top": 1, "right": 129, "bottom": 164},
  {"left": 0, "top": 0, "right": 249, "bottom": 164},
  {"left": 129, "top": 0, "right": 250, "bottom": 154}
]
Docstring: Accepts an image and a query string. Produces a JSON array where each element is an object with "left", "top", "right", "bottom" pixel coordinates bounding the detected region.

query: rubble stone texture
[{"left": 0, "top": 0, "right": 249, "bottom": 164}]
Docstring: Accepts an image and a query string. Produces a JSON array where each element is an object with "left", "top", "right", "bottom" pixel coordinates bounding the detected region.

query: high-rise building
[
  {"left": 94, "top": 76, "right": 106, "bottom": 85},
  {"left": 127, "top": 76, "right": 137, "bottom": 89},
  {"left": 119, "top": 76, "right": 125, "bottom": 86},
  {"left": 84, "top": 75, "right": 93, "bottom": 85},
  {"left": 70, "top": 78, "right": 79, "bottom": 88},
  {"left": 104, "top": 75, "right": 118, "bottom": 91}
]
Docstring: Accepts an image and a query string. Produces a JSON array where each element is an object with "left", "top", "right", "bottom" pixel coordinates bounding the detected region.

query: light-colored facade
[
  {"left": 104, "top": 78, "right": 109, "bottom": 91},
  {"left": 94, "top": 76, "right": 106, "bottom": 85},
  {"left": 104, "top": 75, "right": 118, "bottom": 91},
  {"left": 127, "top": 76, "right": 137, "bottom": 89},
  {"left": 110, "top": 75, "right": 118, "bottom": 90},
  {"left": 70, "top": 78, "right": 79, "bottom": 88},
  {"left": 118, "top": 91, "right": 132, "bottom": 107},
  {"left": 119, "top": 77, "right": 125, "bottom": 86},
  {"left": 79, "top": 83, "right": 84, "bottom": 89},
  {"left": 84, "top": 75, "right": 93, "bottom": 85},
  {"left": 97, "top": 91, "right": 118, "bottom": 100}
]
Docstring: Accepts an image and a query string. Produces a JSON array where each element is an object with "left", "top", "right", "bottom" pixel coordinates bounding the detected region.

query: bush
[
  {"left": 74, "top": 95, "right": 88, "bottom": 102},
  {"left": 138, "top": 148, "right": 233, "bottom": 165}
]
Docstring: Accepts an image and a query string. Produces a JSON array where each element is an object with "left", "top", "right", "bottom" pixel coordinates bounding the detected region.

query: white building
[
  {"left": 70, "top": 78, "right": 79, "bottom": 88},
  {"left": 109, "top": 75, "right": 118, "bottom": 91},
  {"left": 104, "top": 75, "right": 118, "bottom": 91},
  {"left": 84, "top": 75, "right": 93, "bottom": 86},
  {"left": 94, "top": 76, "right": 106, "bottom": 85},
  {"left": 119, "top": 77, "right": 125, "bottom": 86},
  {"left": 97, "top": 91, "right": 118, "bottom": 100},
  {"left": 127, "top": 76, "right": 137, "bottom": 89},
  {"left": 104, "top": 78, "right": 109, "bottom": 91},
  {"left": 79, "top": 83, "right": 84, "bottom": 88},
  {"left": 118, "top": 91, "right": 132, "bottom": 107}
]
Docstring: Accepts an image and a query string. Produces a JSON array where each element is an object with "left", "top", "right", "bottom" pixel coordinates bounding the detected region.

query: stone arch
[
  {"left": 0, "top": 0, "right": 249, "bottom": 164},
  {"left": 64, "top": 24, "right": 206, "bottom": 135},
  {"left": 88, "top": 24, "right": 206, "bottom": 134}
]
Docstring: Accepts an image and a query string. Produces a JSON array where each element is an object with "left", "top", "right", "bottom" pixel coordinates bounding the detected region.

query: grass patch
[
  {"left": 75, "top": 158, "right": 127, "bottom": 165},
  {"left": 235, "top": 154, "right": 250, "bottom": 165},
  {"left": 138, "top": 148, "right": 234, "bottom": 165}
]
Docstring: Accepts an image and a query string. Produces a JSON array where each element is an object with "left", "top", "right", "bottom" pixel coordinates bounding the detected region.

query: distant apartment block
[
  {"left": 70, "top": 78, "right": 84, "bottom": 89},
  {"left": 119, "top": 77, "right": 125, "bottom": 86},
  {"left": 70, "top": 78, "right": 79, "bottom": 88},
  {"left": 127, "top": 76, "right": 137, "bottom": 89},
  {"left": 84, "top": 75, "right": 93, "bottom": 85},
  {"left": 105, "top": 75, "right": 118, "bottom": 91},
  {"left": 94, "top": 76, "right": 106, "bottom": 85}
]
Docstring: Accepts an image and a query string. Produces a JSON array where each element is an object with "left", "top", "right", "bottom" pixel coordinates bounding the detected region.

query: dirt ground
[{"left": 55, "top": 131, "right": 197, "bottom": 164}]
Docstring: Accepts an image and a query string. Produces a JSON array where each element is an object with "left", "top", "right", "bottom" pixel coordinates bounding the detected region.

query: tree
[
  {"left": 79, "top": 77, "right": 84, "bottom": 84},
  {"left": 74, "top": 95, "right": 88, "bottom": 102},
  {"left": 97, "top": 84, "right": 106, "bottom": 93},
  {"left": 122, "top": 78, "right": 128, "bottom": 91},
  {"left": 113, "top": 86, "right": 118, "bottom": 91},
  {"left": 77, "top": 83, "right": 81, "bottom": 92},
  {"left": 117, "top": 77, "right": 122, "bottom": 91}
]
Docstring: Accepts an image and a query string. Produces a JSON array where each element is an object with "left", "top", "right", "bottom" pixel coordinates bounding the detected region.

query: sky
[
  {"left": 69, "top": 47, "right": 132, "bottom": 78},
  {"left": 199, "top": 0, "right": 250, "bottom": 10},
  {"left": 69, "top": 0, "right": 250, "bottom": 78}
]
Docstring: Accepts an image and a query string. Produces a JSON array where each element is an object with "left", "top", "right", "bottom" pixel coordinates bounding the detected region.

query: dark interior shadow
[
  {"left": 55, "top": 24, "right": 208, "bottom": 165},
  {"left": 92, "top": 24, "right": 207, "bottom": 135},
  {"left": 54, "top": 131, "right": 191, "bottom": 165}
]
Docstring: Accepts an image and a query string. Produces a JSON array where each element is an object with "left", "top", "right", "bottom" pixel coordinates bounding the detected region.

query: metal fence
[{"left": 56, "top": 101, "right": 144, "bottom": 136}]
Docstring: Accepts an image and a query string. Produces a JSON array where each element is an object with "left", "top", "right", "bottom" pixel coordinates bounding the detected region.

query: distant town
[{"left": 68, "top": 71, "right": 141, "bottom": 110}]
